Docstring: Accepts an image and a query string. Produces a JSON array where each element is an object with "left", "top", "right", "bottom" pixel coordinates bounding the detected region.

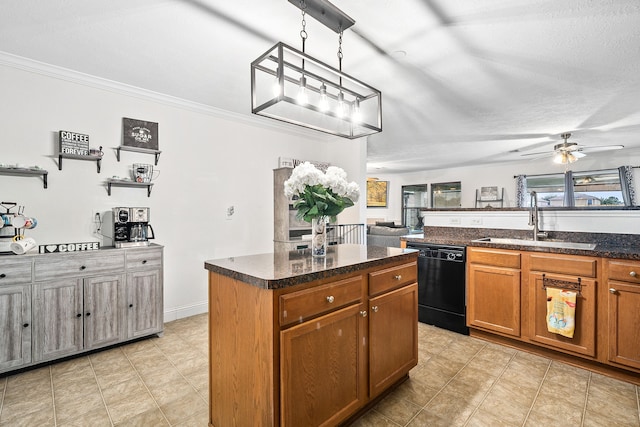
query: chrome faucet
[{"left": 528, "top": 191, "right": 548, "bottom": 241}]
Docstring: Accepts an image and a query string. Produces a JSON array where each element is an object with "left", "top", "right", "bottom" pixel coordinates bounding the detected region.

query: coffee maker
[{"left": 113, "top": 207, "right": 155, "bottom": 248}]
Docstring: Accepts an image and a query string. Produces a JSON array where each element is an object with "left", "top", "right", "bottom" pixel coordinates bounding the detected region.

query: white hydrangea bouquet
[{"left": 284, "top": 162, "right": 360, "bottom": 223}]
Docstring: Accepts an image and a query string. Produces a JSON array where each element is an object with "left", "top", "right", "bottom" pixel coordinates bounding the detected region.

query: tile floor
[{"left": 1, "top": 314, "right": 639, "bottom": 426}]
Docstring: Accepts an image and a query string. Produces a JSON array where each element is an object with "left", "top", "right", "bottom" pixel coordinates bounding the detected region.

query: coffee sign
[
  {"left": 39, "top": 242, "right": 100, "bottom": 253},
  {"left": 59, "top": 130, "right": 90, "bottom": 156}
]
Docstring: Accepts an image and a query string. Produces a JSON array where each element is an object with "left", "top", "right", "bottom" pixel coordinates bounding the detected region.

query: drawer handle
[
  {"left": 86, "top": 312, "right": 91, "bottom": 317},
  {"left": 0, "top": 273, "right": 5, "bottom": 279},
  {"left": 23, "top": 323, "right": 29, "bottom": 328},
  {"left": 360, "top": 310, "right": 367, "bottom": 317},
  {"left": 372, "top": 306, "right": 379, "bottom": 313},
  {"left": 80, "top": 265, "right": 87, "bottom": 270},
  {"left": 77, "top": 313, "right": 82, "bottom": 318},
  {"left": 394, "top": 275, "right": 402, "bottom": 280},
  {"left": 630, "top": 271, "right": 637, "bottom": 277},
  {"left": 142, "top": 260, "right": 147, "bottom": 264},
  {"left": 609, "top": 288, "right": 617, "bottom": 294},
  {"left": 326, "top": 295, "right": 335, "bottom": 303}
]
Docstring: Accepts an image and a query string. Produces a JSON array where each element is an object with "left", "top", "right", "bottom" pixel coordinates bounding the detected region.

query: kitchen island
[{"left": 204, "top": 244, "right": 418, "bottom": 427}]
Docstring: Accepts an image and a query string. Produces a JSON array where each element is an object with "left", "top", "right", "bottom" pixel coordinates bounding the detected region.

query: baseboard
[{"left": 163, "top": 301, "right": 208, "bottom": 322}]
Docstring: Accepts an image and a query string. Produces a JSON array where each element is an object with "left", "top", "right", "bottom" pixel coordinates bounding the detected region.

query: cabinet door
[
  {"left": 280, "top": 304, "right": 366, "bottom": 427},
  {"left": 607, "top": 281, "right": 640, "bottom": 370},
  {"left": 0, "top": 284, "right": 31, "bottom": 371},
  {"left": 33, "top": 279, "right": 83, "bottom": 362},
  {"left": 84, "top": 274, "right": 125, "bottom": 350},
  {"left": 127, "top": 269, "right": 163, "bottom": 338},
  {"left": 528, "top": 272, "right": 596, "bottom": 357},
  {"left": 467, "top": 264, "right": 521, "bottom": 337},
  {"left": 369, "top": 283, "right": 418, "bottom": 398}
]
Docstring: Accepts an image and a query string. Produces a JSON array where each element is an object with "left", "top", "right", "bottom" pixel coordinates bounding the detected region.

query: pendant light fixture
[{"left": 251, "top": 0, "right": 382, "bottom": 139}]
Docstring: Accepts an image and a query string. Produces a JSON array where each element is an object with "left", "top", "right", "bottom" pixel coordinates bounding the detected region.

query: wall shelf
[
  {"left": 116, "top": 146, "right": 161, "bottom": 165},
  {"left": 58, "top": 147, "right": 103, "bottom": 173},
  {"left": 106, "top": 179, "right": 153, "bottom": 197},
  {"left": 0, "top": 167, "right": 48, "bottom": 188}
]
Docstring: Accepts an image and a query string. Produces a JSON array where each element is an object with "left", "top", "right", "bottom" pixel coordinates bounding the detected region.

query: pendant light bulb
[
  {"left": 297, "top": 75, "right": 308, "bottom": 105},
  {"left": 351, "top": 98, "right": 362, "bottom": 123},
  {"left": 336, "top": 92, "right": 345, "bottom": 118},
  {"left": 272, "top": 67, "right": 282, "bottom": 98},
  {"left": 319, "top": 83, "right": 329, "bottom": 112}
]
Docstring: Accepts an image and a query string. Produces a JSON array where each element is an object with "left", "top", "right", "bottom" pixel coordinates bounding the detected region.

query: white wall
[
  {"left": 0, "top": 55, "right": 367, "bottom": 321},
  {"left": 367, "top": 150, "right": 640, "bottom": 233}
]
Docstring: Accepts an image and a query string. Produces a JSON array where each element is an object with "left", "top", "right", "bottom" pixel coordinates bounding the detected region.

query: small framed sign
[
  {"left": 59, "top": 130, "right": 90, "bottom": 156},
  {"left": 123, "top": 117, "right": 159, "bottom": 150},
  {"left": 39, "top": 242, "right": 100, "bottom": 253}
]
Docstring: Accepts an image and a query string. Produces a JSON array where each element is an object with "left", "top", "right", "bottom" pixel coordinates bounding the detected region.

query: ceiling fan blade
[
  {"left": 520, "top": 150, "right": 553, "bottom": 157},
  {"left": 572, "top": 151, "right": 587, "bottom": 159},
  {"left": 578, "top": 145, "right": 624, "bottom": 153}
]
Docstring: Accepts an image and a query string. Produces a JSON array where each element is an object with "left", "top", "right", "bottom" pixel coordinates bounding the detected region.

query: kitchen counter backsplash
[{"left": 405, "top": 226, "right": 640, "bottom": 260}]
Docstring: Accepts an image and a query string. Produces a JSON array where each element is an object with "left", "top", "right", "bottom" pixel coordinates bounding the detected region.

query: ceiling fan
[{"left": 521, "top": 133, "right": 624, "bottom": 164}]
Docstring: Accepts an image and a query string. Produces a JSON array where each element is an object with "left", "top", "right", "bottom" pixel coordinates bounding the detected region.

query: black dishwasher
[{"left": 406, "top": 242, "right": 469, "bottom": 335}]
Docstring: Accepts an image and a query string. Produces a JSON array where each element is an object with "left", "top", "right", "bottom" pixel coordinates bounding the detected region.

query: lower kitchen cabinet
[
  {"left": 0, "top": 245, "right": 163, "bottom": 375},
  {"left": 467, "top": 248, "right": 522, "bottom": 337},
  {"left": 0, "top": 283, "right": 31, "bottom": 371},
  {"left": 606, "top": 259, "right": 640, "bottom": 370}
]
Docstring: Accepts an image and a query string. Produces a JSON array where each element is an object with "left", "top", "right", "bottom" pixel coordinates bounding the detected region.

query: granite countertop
[
  {"left": 403, "top": 227, "right": 640, "bottom": 260},
  {"left": 204, "top": 244, "right": 418, "bottom": 290}
]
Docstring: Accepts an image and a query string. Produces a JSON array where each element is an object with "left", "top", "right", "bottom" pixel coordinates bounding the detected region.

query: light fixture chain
[
  {"left": 299, "top": 0, "right": 307, "bottom": 52},
  {"left": 337, "top": 27, "right": 343, "bottom": 71}
]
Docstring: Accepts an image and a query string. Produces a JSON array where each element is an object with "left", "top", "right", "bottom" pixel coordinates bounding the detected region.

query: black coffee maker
[{"left": 113, "top": 207, "right": 155, "bottom": 248}]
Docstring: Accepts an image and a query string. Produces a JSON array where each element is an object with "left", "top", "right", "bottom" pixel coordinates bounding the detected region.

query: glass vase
[{"left": 311, "top": 216, "right": 328, "bottom": 257}]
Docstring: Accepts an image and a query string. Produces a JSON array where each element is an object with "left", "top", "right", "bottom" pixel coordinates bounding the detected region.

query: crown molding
[{"left": 0, "top": 50, "right": 339, "bottom": 143}]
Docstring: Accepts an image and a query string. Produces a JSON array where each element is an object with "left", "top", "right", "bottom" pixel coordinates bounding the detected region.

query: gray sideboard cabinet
[
  {"left": 0, "top": 246, "right": 163, "bottom": 374},
  {"left": 0, "top": 257, "right": 32, "bottom": 371}
]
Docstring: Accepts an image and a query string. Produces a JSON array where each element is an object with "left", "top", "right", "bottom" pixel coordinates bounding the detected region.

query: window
[
  {"left": 525, "top": 169, "right": 627, "bottom": 207},
  {"left": 431, "top": 182, "right": 461, "bottom": 208},
  {"left": 401, "top": 184, "right": 428, "bottom": 231}
]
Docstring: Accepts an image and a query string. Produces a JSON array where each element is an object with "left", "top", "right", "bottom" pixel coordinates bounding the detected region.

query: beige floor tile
[
  {"left": 525, "top": 409, "right": 583, "bottom": 427},
  {"left": 56, "top": 405, "right": 112, "bottom": 427},
  {"left": 585, "top": 395, "right": 640, "bottom": 426},
  {"left": 467, "top": 408, "right": 524, "bottom": 427},
  {"left": 583, "top": 408, "right": 640, "bottom": 427},
  {"left": 54, "top": 379, "right": 101, "bottom": 402},
  {"left": 478, "top": 379, "right": 537, "bottom": 425},
  {"left": 171, "top": 353, "right": 208, "bottom": 376},
  {"left": 114, "top": 407, "right": 169, "bottom": 426},
  {"left": 439, "top": 337, "right": 486, "bottom": 365},
  {"left": 106, "top": 390, "right": 158, "bottom": 425},
  {"left": 406, "top": 409, "right": 458, "bottom": 427},
  {"left": 500, "top": 359, "right": 548, "bottom": 392},
  {"left": 100, "top": 376, "right": 149, "bottom": 406},
  {"left": 373, "top": 393, "right": 422, "bottom": 426},
  {"left": 184, "top": 368, "right": 209, "bottom": 393},
  {"left": 93, "top": 364, "right": 139, "bottom": 390},
  {"left": 530, "top": 390, "right": 585, "bottom": 425},
  {"left": 389, "top": 376, "right": 439, "bottom": 407},
  {"left": 466, "top": 346, "right": 515, "bottom": 377},
  {"left": 442, "top": 366, "right": 495, "bottom": 406},
  {"left": 410, "top": 355, "right": 464, "bottom": 389},
  {"left": 0, "top": 404, "right": 55, "bottom": 427},
  {"left": 351, "top": 409, "right": 402, "bottom": 427},
  {"left": 158, "top": 389, "right": 208, "bottom": 425},
  {"left": 55, "top": 389, "right": 105, "bottom": 424},
  {"left": 147, "top": 377, "right": 197, "bottom": 406},
  {"left": 423, "top": 388, "right": 477, "bottom": 425},
  {"left": 172, "top": 409, "right": 210, "bottom": 427},
  {"left": 3, "top": 378, "right": 52, "bottom": 406}
]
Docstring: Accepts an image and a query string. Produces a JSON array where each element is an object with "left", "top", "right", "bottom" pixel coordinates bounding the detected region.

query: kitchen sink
[{"left": 472, "top": 237, "right": 596, "bottom": 250}]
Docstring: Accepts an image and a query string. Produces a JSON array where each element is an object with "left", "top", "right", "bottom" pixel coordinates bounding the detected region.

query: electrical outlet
[
  {"left": 470, "top": 218, "right": 483, "bottom": 225},
  {"left": 449, "top": 217, "right": 461, "bottom": 224},
  {"left": 226, "top": 206, "right": 234, "bottom": 220}
]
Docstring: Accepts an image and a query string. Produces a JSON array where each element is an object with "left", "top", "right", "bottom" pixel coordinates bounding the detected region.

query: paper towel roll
[{"left": 10, "top": 237, "right": 36, "bottom": 255}]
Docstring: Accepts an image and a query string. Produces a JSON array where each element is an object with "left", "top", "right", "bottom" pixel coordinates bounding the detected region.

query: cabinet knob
[
  {"left": 77, "top": 313, "right": 82, "bottom": 318},
  {"left": 609, "top": 288, "right": 617, "bottom": 294},
  {"left": 326, "top": 295, "right": 335, "bottom": 303},
  {"left": 23, "top": 323, "right": 29, "bottom": 328},
  {"left": 142, "top": 260, "right": 147, "bottom": 264},
  {"left": 0, "top": 273, "right": 6, "bottom": 279},
  {"left": 393, "top": 275, "right": 402, "bottom": 280},
  {"left": 360, "top": 310, "right": 367, "bottom": 317},
  {"left": 630, "top": 271, "right": 637, "bottom": 277},
  {"left": 129, "top": 304, "right": 133, "bottom": 308},
  {"left": 372, "top": 306, "right": 379, "bottom": 313},
  {"left": 86, "top": 312, "right": 91, "bottom": 317},
  {"left": 80, "top": 265, "right": 87, "bottom": 270}
]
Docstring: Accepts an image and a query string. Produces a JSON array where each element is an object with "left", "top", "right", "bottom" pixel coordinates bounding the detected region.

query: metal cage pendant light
[{"left": 251, "top": 0, "right": 382, "bottom": 139}]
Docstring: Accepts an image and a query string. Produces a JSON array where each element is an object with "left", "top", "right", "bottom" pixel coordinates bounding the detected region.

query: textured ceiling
[{"left": 1, "top": 0, "right": 639, "bottom": 173}]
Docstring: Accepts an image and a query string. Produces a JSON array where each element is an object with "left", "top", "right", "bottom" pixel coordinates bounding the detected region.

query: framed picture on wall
[
  {"left": 367, "top": 180, "right": 388, "bottom": 207},
  {"left": 122, "top": 118, "right": 159, "bottom": 150}
]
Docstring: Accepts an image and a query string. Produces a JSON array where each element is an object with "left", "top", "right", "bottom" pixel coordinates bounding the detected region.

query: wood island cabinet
[
  {"left": 605, "top": 259, "right": 640, "bottom": 370},
  {"left": 0, "top": 246, "right": 163, "bottom": 375},
  {"left": 206, "top": 250, "right": 418, "bottom": 427}
]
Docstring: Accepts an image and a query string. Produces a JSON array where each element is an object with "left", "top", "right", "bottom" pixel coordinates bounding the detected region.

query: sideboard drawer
[
  {"left": 126, "top": 248, "right": 162, "bottom": 270},
  {"left": 35, "top": 252, "right": 125, "bottom": 281},
  {"left": 369, "top": 262, "right": 417, "bottom": 296},
  {"left": 280, "top": 275, "right": 363, "bottom": 327},
  {"left": 0, "top": 257, "right": 32, "bottom": 285}
]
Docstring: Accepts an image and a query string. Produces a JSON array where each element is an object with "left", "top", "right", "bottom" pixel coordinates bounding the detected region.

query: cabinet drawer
[
  {"left": 468, "top": 248, "right": 521, "bottom": 269},
  {"left": 126, "top": 248, "right": 162, "bottom": 270},
  {"left": 369, "top": 262, "right": 417, "bottom": 296},
  {"left": 529, "top": 253, "right": 597, "bottom": 278},
  {"left": 35, "top": 252, "right": 125, "bottom": 281},
  {"left": 0, "top": 257, "right": 32, "bottom": 285},
  {"left": 280, "top": 275, "right": 363, "bottom": 327},
  {"left": 607, "top": 260, "right": 640, "bottom": 284}
]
